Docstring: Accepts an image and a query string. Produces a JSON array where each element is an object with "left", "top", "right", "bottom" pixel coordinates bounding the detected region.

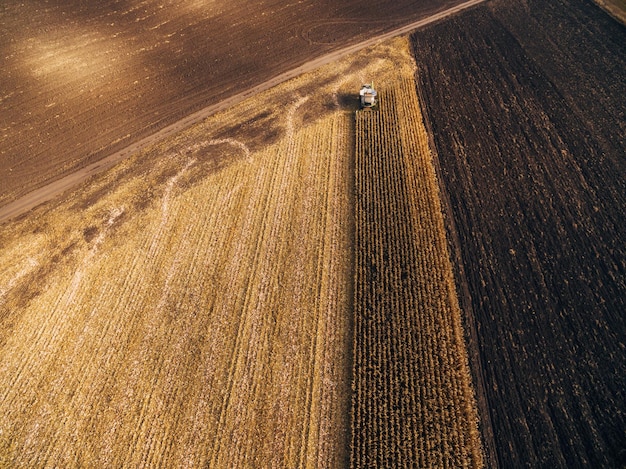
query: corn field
[
  {"left": 351, "top": 78, "right": 483, "bottom": 468},
  {"left": 0, "top": 36, "right": 486, "bottom": 467}
]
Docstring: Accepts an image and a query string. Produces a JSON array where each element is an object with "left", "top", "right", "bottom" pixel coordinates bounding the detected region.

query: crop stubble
[
  {"left": 351, "top": 78, "right": 483, "bottom": 468},
  {"left": 0, "top": 99, "right": 353, "bottom": 468},
  {"left": 412, "top": 1, "right": 626, "bottom": 466}
]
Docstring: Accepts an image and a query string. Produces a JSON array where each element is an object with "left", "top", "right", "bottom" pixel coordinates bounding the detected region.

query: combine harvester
[{"left": 359, "top": 83, "right": 378, "bottom": 109}]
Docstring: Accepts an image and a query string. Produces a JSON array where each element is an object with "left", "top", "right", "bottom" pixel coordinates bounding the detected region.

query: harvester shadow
[{"left": 336, "top": 93, "right": 362, "bottom": 112}]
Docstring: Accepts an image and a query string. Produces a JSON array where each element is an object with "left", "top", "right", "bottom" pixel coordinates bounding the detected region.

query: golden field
[{"left": 0, "top": 37, "right": 482, "bottom": 467}]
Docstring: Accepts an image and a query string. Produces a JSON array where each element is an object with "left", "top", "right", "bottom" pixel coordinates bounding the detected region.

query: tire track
[{"left": 0, "top": 257, "right": 39, "bottom": 305}]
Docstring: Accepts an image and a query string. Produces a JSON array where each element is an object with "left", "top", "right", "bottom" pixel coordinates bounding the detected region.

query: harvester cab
[{"left": 359, "top": 83, "right": 377, "bottom": 109}]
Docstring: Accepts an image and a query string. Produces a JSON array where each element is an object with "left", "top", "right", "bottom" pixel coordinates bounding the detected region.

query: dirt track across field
[{"left": 0, "top": 0, "right": 485, "bottom": 224}]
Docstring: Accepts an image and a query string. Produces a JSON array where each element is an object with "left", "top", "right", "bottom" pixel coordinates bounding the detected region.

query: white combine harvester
[{"left": 359, "top": 82, "right": 377, "bottom": 109}]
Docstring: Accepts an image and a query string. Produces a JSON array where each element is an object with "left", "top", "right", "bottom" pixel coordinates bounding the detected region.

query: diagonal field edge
[{"left": 0, "top": 0, "right": 486, "bottom": 223}]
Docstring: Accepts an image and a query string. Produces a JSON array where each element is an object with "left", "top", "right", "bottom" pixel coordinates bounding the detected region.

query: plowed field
[
  {"left": 0, "top": 0, "right": 469, "bottom": 208},
  {"left": 351, "top": 79, "right": 482, "bottom": 467},
  {"left": 412, "top": 1, "right": 626, "bottom": 466}
]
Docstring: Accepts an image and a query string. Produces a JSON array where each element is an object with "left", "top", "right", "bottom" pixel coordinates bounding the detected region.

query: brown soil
[
  {"left": 0, "top": 0, "right": 469, "bottom": 209},
  {"left": 412, "top": 0, "right": 626, "bottom": 466}
]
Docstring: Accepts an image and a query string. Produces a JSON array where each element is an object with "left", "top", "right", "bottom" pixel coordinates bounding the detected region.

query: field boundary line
[
  {"left": 0, "top": 0, "right": 486, "bottom": 224},
  {"left": 413, "top": 49, "right": 499, "bottom": 469}
]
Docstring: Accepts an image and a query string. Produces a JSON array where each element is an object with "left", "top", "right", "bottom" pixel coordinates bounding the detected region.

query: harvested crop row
[
  {"left": 0, "top": 107, "right": 353, "bottom": 468},
  {"left": 351, "top": 78, "right": 483, "bottom": 468}
]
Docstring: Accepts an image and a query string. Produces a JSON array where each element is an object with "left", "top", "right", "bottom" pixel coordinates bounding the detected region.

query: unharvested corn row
[{"left": 351, "top": 78, "right": 483, "bottom": 468}]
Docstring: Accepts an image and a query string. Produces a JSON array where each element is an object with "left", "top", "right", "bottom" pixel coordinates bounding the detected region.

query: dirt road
[{"left": 0, "top": 0, "right": 484, "bottom": 224}]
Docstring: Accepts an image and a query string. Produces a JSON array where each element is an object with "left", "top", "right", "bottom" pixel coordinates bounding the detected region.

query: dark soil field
[
  {"left": 0, "top": 0, "right": 467, "bottom": 208},
  {"left": 411, "top": 0, "right": 626, "bottom": 467}
]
